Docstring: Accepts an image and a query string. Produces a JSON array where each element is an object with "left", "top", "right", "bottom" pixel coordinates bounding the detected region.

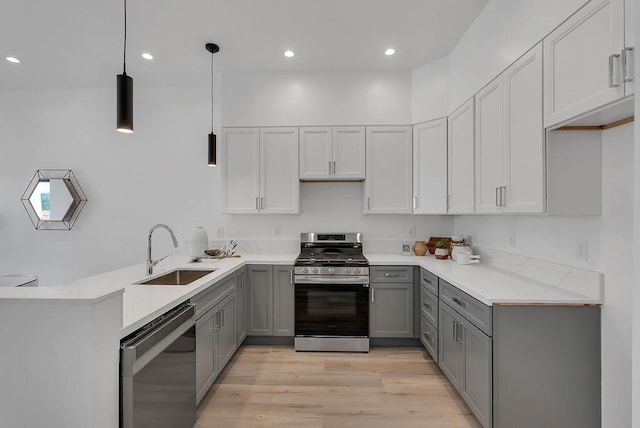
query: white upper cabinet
[
  {"left": 475, "top": 77, "right": 504, "bottom": 214},
  {"left": 544, "top": 0, "right": 628, "bottom": 128},
  {"left": 299, "top": 126, "right": 365, "bottom": 180},
  {"left": 222, "top": 127, "right": 299, "bottom": 214},
  {"left": 221, "top": 128, "right": 260, "bottom": 214},
  {"left": 447, "top": 99, "right": 475, "bottom": 214},
  {"left": 413, "top": 118, "right": 448, "bottom": 214},
  {"left": 476, "top": 43, "right": 545, "bottom": 214},
  {"left": 259, "top": 128, "right": 300, "bottom": 214},
  {"left": 503, "top": 43, "right": 545, "bottom": 214},
  {"left": 365, "top": 126, "right": 413, "bottom": 214}
]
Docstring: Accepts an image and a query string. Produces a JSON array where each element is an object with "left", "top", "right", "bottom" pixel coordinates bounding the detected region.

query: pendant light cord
[
  {"left": 210, "top": 51, "right": 214, "bottom": 133},
  {"left": 123, "top": 0, "right": 127, "bottom": 74}
]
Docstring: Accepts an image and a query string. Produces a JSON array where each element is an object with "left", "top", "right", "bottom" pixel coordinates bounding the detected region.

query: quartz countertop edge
[{"left": 4, "top": 252, "right": 601, "bottom": 338}]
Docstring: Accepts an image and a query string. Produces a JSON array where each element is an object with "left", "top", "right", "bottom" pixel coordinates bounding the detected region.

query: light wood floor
[{"left": 195, "top": 346, "right": 481, "bottom": 428}]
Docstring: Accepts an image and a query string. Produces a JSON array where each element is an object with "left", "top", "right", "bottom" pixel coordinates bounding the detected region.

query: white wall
[
  {"left": 221, "top": 70, "right": 412, "bottom": 126},
  {"left": 448, "top": 0, "right": 588, "bottom": 111},
  {"left": 411, "top": 56, "right": 449, "bottom": 123}
]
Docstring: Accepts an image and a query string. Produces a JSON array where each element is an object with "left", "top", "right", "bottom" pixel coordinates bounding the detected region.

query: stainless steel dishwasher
[{"left": 120, "top": 302, "right": 196, "bottom": 428}]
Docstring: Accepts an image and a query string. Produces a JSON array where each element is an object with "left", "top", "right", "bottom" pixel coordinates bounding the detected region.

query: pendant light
[
  {"left": 206, "top": 43, "right": 219, "bottom": 166},
  {"left": 117, "top": 0, "right": 133, "bottom": 133}
]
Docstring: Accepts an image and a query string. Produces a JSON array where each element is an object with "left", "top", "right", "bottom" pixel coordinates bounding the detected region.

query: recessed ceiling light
[
  {"left": 284, "top": 50, "right": 295, "bottom": 58},
  {"left": 385, "top": 48, "right": 396, "bottom": 56},
  {"left": 6, "top": 57, "right": 20, "bottom": 63},
  {"left": 141, "top": 53, "right": 153, "bottom": 60}
]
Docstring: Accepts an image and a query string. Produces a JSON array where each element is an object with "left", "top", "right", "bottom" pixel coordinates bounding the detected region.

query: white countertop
[{"left": 0, "top": 252, "right": 601, "bottom": 339}]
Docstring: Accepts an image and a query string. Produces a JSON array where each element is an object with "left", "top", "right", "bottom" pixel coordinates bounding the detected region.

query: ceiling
[{"left": 0, "top": 0, "right": 488, "bottom": 90}]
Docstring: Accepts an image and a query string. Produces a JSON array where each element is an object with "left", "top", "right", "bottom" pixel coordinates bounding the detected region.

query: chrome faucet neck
[{"left": 147, "top": 224, "right": 179, "bottom": 275}]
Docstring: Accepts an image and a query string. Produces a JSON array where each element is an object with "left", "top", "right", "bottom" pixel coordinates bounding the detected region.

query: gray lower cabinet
[
  {"left": 370, "top": 266, "right": 414, "bottom": 337},
  {"left": 439, "top": 283, "right": 492, "bottom": 428},
  {"left": 193, "top": 275, "right": 238, "bottom": 405},
  {"left": 273, "top": 265, "right": 294, "bottom": 336},
  {"left": 236, "top": 267, "right": 247, "bottom": 344},
  {"left": 247, "top": 264, "right": 294, "bottom": 337},
  {"left": 247, "top": 265, "right": 274, "bottom": 335}
]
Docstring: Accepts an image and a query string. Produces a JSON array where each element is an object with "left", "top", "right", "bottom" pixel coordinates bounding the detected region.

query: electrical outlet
[
  {"left": 217, "top": 227, "right": 224, "bottom": 238},
  {"left": 509, "top": 233, "right": 516, "bottom": 248},
  {"left": 274, "top": 226, "right": 281, "bottom": 236},
  {"left": 407, "top": 226, "right": 416, "bottom": 237},
  {"left": 576, "top": 240, "right": 588, "bottom": 261}
]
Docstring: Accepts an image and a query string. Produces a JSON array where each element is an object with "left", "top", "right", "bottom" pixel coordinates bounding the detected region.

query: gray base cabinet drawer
[
  {"left": 370, "top": 266, "right": 413, "bottom": 283},
  {"left": 420, "top": 315, "right": 438, "bottom": 362},
  {"left": 439, "top": 279, "right": 492, "bottom": 336},
  {"left": 192, "top": 275, "right": 236, "bottom": 319},
  {"left": 420, "top": 268, "right": 438, "bottom": 295},
  {"left": 420, "top": 286, "right": 438, "bottom": 327}
]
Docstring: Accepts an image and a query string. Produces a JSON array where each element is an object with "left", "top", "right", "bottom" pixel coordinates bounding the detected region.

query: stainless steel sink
[{"left": 136, "top": 269, "right": 216, "bottom": 286}]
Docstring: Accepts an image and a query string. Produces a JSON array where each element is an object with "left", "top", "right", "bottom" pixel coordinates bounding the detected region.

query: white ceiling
[{"left": 0, "top": 0, "right": 488, "bottom": 90}]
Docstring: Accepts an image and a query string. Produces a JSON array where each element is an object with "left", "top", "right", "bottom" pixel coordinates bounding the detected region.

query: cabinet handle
[
  {"left": 495, "top": 187, "right": 500, "bottom": 207},
  {"left": 290, "top": 270, "right": 293, "bottom": 285},
  {"left": 413, "top": 196, "right": 417, "bottom": 210},
  {"left": 452, "top": 321, "right": 458, "bottom": 341},
  {"left": 367, "top": 197, "right": 371, "bottom": 210},
  {"left": 371, "top": 288, "right": 375, "bottom": 303},
  {"left": 422, "top": 276, "right": 432, "bottom": 284},
  {"left": 455, "top": 322, "right": 464, "bottom": 343},
  {"left": 260, "top": 197, "right": 265, "bottom": 210},
  {"left": 424, "top": 332, "right": 432, "bottom": 343},
  {"left": 333, "top": 161, "right": 337, "bottom": 174},
  {"left": 452, "top": 296, "right": 466, "bottom": 308},
  {"left": 609, "top": 54, "right": 621, "bottom": 88},
  {"left": 501, "top": 186, "right": 507, "bottom": 206},
  {"left": 423, "top": 302, "right": 431, "bottom": 309},
  {"left": 622, "top": 47, "right": 634, "bottom": 82},
  {"left": 329, "top": 161, "right": 332, "bottom": 175},
  {"left": 255, "top": 197, "right": 259, "bottom": 210},
  {"left": 221, "top": 309, "right": 225, "bottom": 328},
  {"left": 215, "top": 310, "right": 222, "bottom": 329},
  {"left": 383, "top": 272, "right": 399, "bottom": 277}
]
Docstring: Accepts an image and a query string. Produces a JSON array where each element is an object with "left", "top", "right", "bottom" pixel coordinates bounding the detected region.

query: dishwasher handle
[{"left": 121, "top": 303, "right": 195, "bottom": 376}]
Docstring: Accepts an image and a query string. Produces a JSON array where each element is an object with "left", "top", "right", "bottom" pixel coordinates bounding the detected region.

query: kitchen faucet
[{"left": 147, "top": 224, "right": 179, "bottom": 275}]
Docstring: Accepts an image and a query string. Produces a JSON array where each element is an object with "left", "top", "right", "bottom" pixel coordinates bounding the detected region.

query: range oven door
[{"left": 294, "top": 282, "right": 369, "bottom": 338}]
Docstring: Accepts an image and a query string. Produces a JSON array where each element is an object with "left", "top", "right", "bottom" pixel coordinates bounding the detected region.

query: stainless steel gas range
[{"left": 293, "top": 233, "right": 370, "bottom": 352}]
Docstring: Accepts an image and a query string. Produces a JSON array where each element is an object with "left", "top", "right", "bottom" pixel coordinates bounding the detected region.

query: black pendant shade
[
  {"left": 208, "top": 133, "right": 217, "bottom": 166},
  {"left": 117, "top": 72, "right": 133, "bottom": 133}
]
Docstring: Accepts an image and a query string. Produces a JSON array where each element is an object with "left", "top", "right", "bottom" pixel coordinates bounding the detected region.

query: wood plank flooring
[{"left": 195, "top": 346, "right": 481, "bottom": 428}]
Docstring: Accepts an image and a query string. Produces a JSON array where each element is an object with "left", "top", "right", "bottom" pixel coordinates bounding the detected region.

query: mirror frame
[{"left": 20, "top": 169, "right": 87, "bottom": 230}]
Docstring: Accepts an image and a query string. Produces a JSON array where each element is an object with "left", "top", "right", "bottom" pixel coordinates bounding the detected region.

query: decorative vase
[
  {"left": 190, "top": 226, "right": 209, "bottom": 257},
  {"left": 435, "top": 248, "right": 449, "bottom": 260},
  {"left": 412, "top": 241, "right": 428, "bottom": 256}
]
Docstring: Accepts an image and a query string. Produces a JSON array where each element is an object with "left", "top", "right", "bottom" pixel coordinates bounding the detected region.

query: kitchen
[{"left": 0, "top": 0, "right": 637, "bottom": 427}]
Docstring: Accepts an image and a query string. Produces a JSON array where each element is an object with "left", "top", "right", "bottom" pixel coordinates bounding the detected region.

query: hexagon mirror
[{"left": 21, "top": 169, "right": 87, "bottom": 230}]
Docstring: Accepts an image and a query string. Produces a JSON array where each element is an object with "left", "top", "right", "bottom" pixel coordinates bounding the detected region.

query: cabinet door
[
  {"left": 216, "top": 292, "right": 237, "bottom": 370},
  {"left": 365, "top": 126, "right": 413, "bottom": 214},
  {"left": 544, "top": 0, "right": 625, "bottom": 128},
  {"left": 460, "top": 317, "right": 493, "bottom": 428},
  {"left": 195, "top": 308, "right": 217, "bottom": 405},
  {"left": 370, "top": 282, "right": 414, "bottom": 337},
  {"left": 447, "top": 100, "right": 475, "bottom": 214},
  {"left": 504, "top": 43, "right": 545, "bottom": 214},
  {"left": 438, "top": 302, "right": 462, "bottom": 389},
  {"left": 413, "top": 118, "right": 448, "bottom": 214},
  {"left": 236, "top": 268, "right": 247, "bottom": 344},
  {"left": 299, "top": 127, "right": 332, "bottom": 180},
  {"left": 475, "top": 77, "right": 505, "bottom": 214},
  {"left": 260, "top": 127, "right": 300, "bottom": 214},
  {"left": 221, "top": 128, "right": 260, "bottom": 214},
  {"left": 273, "top": 265, "right": 295, "bottom": 336},
  {"left": 247, "top": 265, "right": 274, "bottom": 335},
  {"left": 332, "top": 126, "right": 366, "bottom": 179}
]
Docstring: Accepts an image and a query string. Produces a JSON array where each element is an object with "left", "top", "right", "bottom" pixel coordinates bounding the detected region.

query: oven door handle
[{"left": 294, "top": 276, "right": 370, "bottom": 284}]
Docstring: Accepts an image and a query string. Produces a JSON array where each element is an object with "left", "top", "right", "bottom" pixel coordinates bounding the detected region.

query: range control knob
[
  {"left": 344, "top": 268, "right": 351, "bottom": 274},
  {"left": 354, "top": 268, "right": 361, "bottom": 274},
  {"left": 312, "top": 267, "right": 319, "bottom": 274},
  {"left": 327, "top": 267, "right": 335, "bottom": 274},
  {"left": 302, "top": 268, "right": 309, "bottom": 274}
]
